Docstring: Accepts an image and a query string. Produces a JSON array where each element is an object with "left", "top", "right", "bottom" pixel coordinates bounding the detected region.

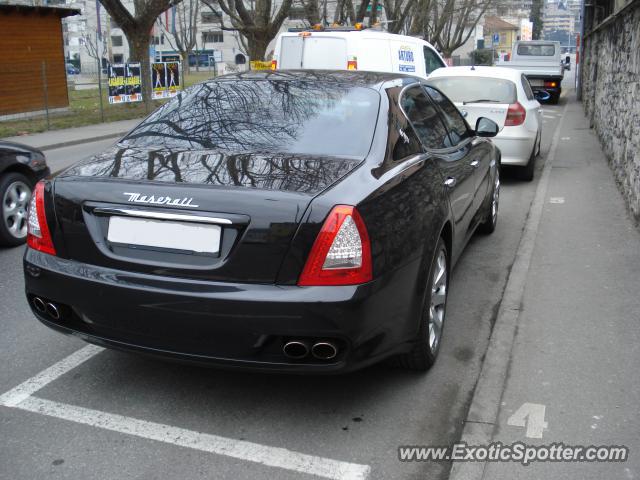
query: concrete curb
[
  {"left": 448, "top": 99, "right": 570, "bottom": 480},
  {"left": 38, "top": 132, "right": 127, "bottom": 152}
]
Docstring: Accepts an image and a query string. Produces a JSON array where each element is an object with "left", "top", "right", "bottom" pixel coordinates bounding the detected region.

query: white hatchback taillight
[
  {"left": 505, "top": 102, "right": 526, "bottom": 127},
  {"left": 298, "top": 205, "right": 372, "bottom": 286},
  {"left": 27, "top": 181, "right": 56, "bottom": 255}
]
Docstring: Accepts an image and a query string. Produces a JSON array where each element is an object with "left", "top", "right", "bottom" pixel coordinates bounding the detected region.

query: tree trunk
[
  {"left": 128, "top": 32, "right": 152, "bottom": 112},
  {"left": 247, "top": 35, "right": 271, "bottom": 62},
  {"left": 181, "top": 51, "right": 190, "bottom": 78}
]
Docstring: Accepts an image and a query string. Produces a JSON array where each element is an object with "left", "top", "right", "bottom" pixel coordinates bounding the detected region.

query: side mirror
[
  {"left": 534, "top": 90, "right": 551, "bottom": 102},
  {"left": 475, "top": 117, "right": 499, "bottom": 137}
]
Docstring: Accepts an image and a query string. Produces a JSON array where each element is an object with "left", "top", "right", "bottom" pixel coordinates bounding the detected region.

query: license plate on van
[
  {"left": 530, "top": 79, "right": 544, "bottom": 87},
  {"left": 107, "top": 216, "right": 221, "bottom": 254}
]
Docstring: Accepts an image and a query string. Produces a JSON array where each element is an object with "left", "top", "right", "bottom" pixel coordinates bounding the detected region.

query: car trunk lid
[
  {"left": 456, "top": 102, "right": 509, "bottom": 132},
  {"left": 52, "top": 146, "right": 361, "bottom": 283}
]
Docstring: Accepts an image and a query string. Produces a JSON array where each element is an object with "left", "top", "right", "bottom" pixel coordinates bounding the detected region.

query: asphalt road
[{"left": 0, "top": 102, "right": 566, "bottom": 480}]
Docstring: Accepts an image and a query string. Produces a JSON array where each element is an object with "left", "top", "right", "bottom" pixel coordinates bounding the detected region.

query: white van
[{"left": 272, "top": 27, "right": 447, "bottom": 79}]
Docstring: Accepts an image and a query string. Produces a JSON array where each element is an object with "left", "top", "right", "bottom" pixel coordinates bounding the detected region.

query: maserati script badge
[{"left": 123, "top": 192, "right": 199, "bottom": 208}]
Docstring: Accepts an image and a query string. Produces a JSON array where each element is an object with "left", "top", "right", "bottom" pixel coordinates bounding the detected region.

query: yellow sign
[{"left": 250, "top": 61, "right": 272, "bottom": 70}]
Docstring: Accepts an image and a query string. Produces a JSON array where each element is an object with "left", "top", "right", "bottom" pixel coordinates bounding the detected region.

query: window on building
[
  {"left": 152, "top": 35, "right": 164, "bottom": 45},
  {"left": 201, "top": 11, "right": 222, "bottom": 23},
  {"left": 202, "top": 31, "right": 223, "bottom": 43},
  {"left": 113, "top": 54, "right": 124, "bottom": 63},
  {"left": 111, "top": 35, "right": 123, "bottom": 47},
  {"left": 288, "top": 6, "right": 306, "bottom": 19}
]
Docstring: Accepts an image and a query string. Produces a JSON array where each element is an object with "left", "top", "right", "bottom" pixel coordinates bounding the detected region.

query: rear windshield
[
  {"left": 427, "top": 76, "right": 517, "bottom": 104},
  {"left": 517, "top": 44, "right": 556, "bottom": 56},
  {"left": 121, "top": 80, "right": 380, "bottom": 159}
]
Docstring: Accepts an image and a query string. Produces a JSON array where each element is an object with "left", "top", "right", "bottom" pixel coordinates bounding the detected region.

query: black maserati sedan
[
  {"left": 24, "top": 70, "right": 500, "bottom": 373},
  {"left": 1, "top": 141, "right": 50, "bottom": 247}
]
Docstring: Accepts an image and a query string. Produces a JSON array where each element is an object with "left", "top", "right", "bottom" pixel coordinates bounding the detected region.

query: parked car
[
  {"left": 24, "top": 70, "right": 500, "bottom": 373},
  {"left": 272, "top": 26, "right": 447, "bottom": 78},
  {"left": 0, "top": 141, "right": 50, "bottom": 246},
  {"left": 66, "top": 63, "right": 80, "bottom": 75},
  {"left": 496, "top": 40, "right": 564, "bottom": 104},
  {"left": 428, "top": 66, "right": 543, "bottom": 180}
]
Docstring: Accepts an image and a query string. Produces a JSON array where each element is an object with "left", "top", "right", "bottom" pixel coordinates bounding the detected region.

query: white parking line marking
[
  {"left": 0, "top": 345, "right": 371, "bottom": 480},
  {"left": 15, "top": 396, "right": 370, "bottom": 480},
  {"left": 549, "top": 197, "right": 565, "bottom": 204},
  {"left": 0, "top": 344, "right": 103, "bottom": 407}
]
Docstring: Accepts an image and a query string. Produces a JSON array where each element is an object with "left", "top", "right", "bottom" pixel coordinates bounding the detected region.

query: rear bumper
[
  {"left": 493, "top": 131, "right": 536, "bottom": 166},
  {"left": 24, "top": 249, "right": 423, "bottom": 373}
]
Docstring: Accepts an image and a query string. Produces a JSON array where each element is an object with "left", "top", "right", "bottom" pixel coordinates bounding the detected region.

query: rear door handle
[
  {"left": 470, "top": 159, "right": 480, "bottom": 168},
  {"left": 444, "top": 177, "right": 456, "bottom": 188}
]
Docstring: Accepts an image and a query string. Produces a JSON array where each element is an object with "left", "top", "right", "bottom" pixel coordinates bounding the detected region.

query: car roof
[
  {"left": 428, "top": 66, "right": 523, "bottom": 82},
  {"left": 212, "top": 69, "right": 421, "bottom": 90},
  {"left": 279, "top": 29, "right": 427, "bottom": 42}
]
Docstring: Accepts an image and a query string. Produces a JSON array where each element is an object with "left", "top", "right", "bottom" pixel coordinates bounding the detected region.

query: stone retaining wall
[{"left": 581, "top": 0, "right": 640, "bottom": 223}]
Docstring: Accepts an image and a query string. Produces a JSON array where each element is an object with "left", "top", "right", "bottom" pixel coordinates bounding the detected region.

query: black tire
[
  {"left": 478, "top": 165, "right": 500, "bottom": 234},
  {"left": 0, "top": 172, "right": 32, "bottom": 247},
  {"left": 396, "top": 238, "right": 449, "bottom": 371},
  {"left": 518, "top": 137, "right": 537, "bottom": 182}
]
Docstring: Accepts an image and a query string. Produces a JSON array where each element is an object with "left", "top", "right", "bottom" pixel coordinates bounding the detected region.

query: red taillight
[
  {"left": 27, "top": 181, "right": 56, "bottom": 256},
  {"left": 347, "top": 57, "right": 358, "bottom": 70},
  {"left": 270, "top": 60, "right": 277, "bottom": 70},
  {"left": 298, "top": 205, "right": 372, "bottom": 286},
  {"left": 505, "top": 102, "right": 526, "bottom": 127},
  {"left": 544, "top": 80, "right": 557, "bottom": 88}
]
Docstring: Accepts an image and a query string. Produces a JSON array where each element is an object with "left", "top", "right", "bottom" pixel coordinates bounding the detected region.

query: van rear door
[
  {"left": 301, "top": 37, "right": 347, "bottom": 69},
  {"left": 279, "top": 36, "right": 304, "bottom": 69}
]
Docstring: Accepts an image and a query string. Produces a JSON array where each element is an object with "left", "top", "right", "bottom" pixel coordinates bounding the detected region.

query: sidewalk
[
  {"left": 452, "top": 95, "right": 640, "bottom": 479},
  {"left": 2, "top": 117, "right": 143, "bottom": 151}
]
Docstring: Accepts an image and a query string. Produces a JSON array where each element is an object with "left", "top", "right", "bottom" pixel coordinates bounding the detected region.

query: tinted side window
[
  {"left": 400, "top": 86, "right": 449, "bottom": 150},
  {"left": 522, "top": 75, "right": 534, "bottom": 100},
  {"left": 424, "top": 86, "right": 471, "bottom": 146},
  {"left": 424, "top": 46, "right": 444, "bottom": 74}
]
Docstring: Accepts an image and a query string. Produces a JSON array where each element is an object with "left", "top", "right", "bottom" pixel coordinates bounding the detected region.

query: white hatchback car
[{"left": 428, "top": 66, "right": 543, "bottom": 180}]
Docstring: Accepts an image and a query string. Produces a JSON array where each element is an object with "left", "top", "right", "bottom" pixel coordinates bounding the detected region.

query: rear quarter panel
[{"left": 278, "top": 84, "right": 449, "bottom": 340}]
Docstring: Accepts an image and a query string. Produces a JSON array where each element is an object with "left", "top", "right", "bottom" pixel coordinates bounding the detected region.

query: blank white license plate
[
  {"left": 107, "top": 216, "right": 221, "bottom": 254},
  {"left": 529, "top": 79, "right": 544, "bottom": 87}
]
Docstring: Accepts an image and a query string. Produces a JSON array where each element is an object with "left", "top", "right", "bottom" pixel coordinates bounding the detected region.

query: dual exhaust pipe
[
  {"left": 32, "top": 297, "right": 62, "bottom": 321},
  {"left": 283, "top": 340, "right": 338, "bottom": 361}
]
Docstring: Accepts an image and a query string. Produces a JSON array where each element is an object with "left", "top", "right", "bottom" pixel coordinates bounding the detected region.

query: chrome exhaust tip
[
  {"left": 283, "top": 340, "right": 310, "bottom": 359},
  {"left": 33, "top": 297, "right": 46, "bottom": 313},
  {"left": 311, "top": 341, "right": 338, "bottom": 360},
  {"left": 46, "top": 302, "right": 61, "bottom": 321}
]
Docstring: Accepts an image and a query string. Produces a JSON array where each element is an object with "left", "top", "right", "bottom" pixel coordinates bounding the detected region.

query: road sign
[{"left": 492, "top": 33, "right": 500, "bottom": 45}]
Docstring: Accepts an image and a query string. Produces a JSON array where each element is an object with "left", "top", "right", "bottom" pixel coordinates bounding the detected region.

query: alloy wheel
[
  {"left": 428, "top": 248, "right": 448, "bottom": 352},
  {"left": 491, "top": 175, "right": 500, "bottom": 225},
  {"left": 2, "top": 180, "right": 31, "bottom": 240}
]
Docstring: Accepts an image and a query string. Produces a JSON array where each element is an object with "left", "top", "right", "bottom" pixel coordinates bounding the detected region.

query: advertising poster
[
  {"left": 152, "top": 62, "right": 181, "bottom": 100},
  {"left": 108, "top": 63, "right": 142, "bottom": 104}
]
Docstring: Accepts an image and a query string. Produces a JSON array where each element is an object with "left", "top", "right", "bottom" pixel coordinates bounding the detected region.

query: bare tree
[
  {"left": 201, "top": 0, "right": 292, "bottom": 61},
  {"left": 409, "top": 0, "right": 496, "bottom": 58},
  {"left": 381, "top": 0, "right": 417, "bottom": 33},
  {"left": 82, "top": 32, "right": 108, "bottom": 64},
  {"left": 98, "top": 0, "right": 182, "bottom": 109},
  {"left": 158, "top": 0, "right": 200, "bottom": 76}
]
